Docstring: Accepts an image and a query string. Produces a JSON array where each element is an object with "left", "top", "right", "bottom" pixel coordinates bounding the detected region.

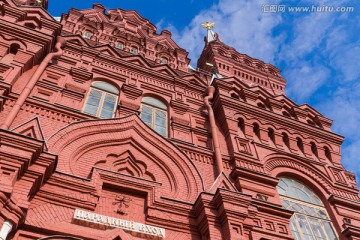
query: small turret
[{"left": 197, "top": 21, "right": 286, "bottom": 94}]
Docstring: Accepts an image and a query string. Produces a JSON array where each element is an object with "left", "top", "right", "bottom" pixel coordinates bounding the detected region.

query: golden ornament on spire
[
  {"left": 35, "top": 0, "right": 42, "bottom": 6},
  {"left": 201, "top": 22, "right": 215, "bottom": 30}
]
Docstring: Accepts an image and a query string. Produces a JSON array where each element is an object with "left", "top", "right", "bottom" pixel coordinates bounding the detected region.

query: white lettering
[{"left": 73, "top": 209, "right": 165, "bottom": 238}]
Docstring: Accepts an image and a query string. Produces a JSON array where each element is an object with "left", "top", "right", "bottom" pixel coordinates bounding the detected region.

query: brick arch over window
[
  {"left": 47, "top": 114, "right": 204, "bottom": 202},
  {"left": 263, "top": 155, "right": 333, "bottom": 194}
]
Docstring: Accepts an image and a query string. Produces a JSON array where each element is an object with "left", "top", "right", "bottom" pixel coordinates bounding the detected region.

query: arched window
[
  {"left": 311, "top": 142, "right": 318, "bottom": 158},
  {"left": 268, "top": 128, "right": 275, "bottom": 143},
  {"left": 0, "top": 43, "right": 20, "bottom": 64},
  {"left": 10, "top": 43, "right": 20, "bottom": 55},
  {"left": 296, "top": 137, "right": 304, "bottom": 153},
  {"left": 140, "top": 97, "right": 167, "bottom": 137},
  {"left": 115, "top": 42, "right": 124, "bottom": 50},
  {"left": 282, "top": 110, "right": 291, "bottom": 118},
  {"left": 82, "top": 31, "right": 93, "bottom": 40},
  {"left": 282, "top": 132, "right": 290, "bottom": 149},
  {"left": 160, "top": 57, "right": 168, "bottom": 64},
  {"left": 253, "top": 123, "right": 260, "bottom": 139},
  {"left": 276, "top": 178, "right": 338, "bottom": 240},
  {"left": 130, "top": 47, "right": 138, "bottom": 55},
  {"left": 83, "top": 81, "right": 119, "bottom": 118},
  {"left": 238, "top": 118, "right": 245, "bottom": 137},
  {"left": 324, "top": 147, "right": 332, "bottom": 161},
  {"left": 257, "top": 102, "right": 266, "bottom": 109}
]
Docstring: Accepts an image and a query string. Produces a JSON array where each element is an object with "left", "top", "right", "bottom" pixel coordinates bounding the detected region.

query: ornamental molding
[
  {"left": 47, "top": 114, "right": 205, "bottom": 202},
  {"left": 265, "top": 157, "right": 331, "bottom": 186}
]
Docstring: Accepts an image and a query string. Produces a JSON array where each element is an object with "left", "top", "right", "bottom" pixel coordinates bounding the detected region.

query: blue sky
[{"left": 49, "top": 0, "right": 360, "bottom": 187}]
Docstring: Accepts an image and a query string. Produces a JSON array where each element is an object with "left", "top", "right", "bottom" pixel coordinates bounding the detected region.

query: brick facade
[{"left": 0, "top": 1, "right": 359, "bottom": 239}]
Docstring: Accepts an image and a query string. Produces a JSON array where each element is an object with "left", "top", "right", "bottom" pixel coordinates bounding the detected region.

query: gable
[
  {"left": 11, "top": 117, "right": 47, "bottom": 150},
  {"left": 47, "top": 114, "right": 204, "bottom": 202},
  {"left": 152, "top": 64, "right": 178, "bottom": 76},
  {"left": 208, "top": 172, "right": 237, "bottom": 193}
]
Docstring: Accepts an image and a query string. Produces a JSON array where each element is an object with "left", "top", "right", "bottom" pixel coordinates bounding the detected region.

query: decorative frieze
[{"left": 70, "top": 66, "right": 93, "bottom": 83}]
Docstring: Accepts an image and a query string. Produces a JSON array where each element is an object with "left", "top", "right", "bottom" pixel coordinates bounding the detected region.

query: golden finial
[
  {"left": 201, "top": 22, "right": 215, "bottom": 30},
  {"left": 35, "top": 0, "right": 42, "bottom": 6}
]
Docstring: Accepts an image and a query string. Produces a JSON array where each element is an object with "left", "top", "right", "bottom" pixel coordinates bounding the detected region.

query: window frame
[
  {"left": 140, "top": 98, "right": 168, "bottom": 138},
  {"left": 277, "top": 178, "right": 339, "bottom": 240},
  {"left": 82, "top": 31, "right": 93, "bottom": 40},
  {"left": 160, "top": 57, "right": 168, "bottom": 64},
  {"left": 115, "top": 42, "right": 124, "bottom": 50},
  {"left": 130, "top": 47, "right": 138, "bottom": 55},
  {"left": 82, "top": 82, "right": 119, "bottom": 119}
]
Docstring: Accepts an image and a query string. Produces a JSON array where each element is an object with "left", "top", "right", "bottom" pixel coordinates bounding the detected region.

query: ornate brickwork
[{"left": 0, "top": 1, "right": 359, "bottom": 240}]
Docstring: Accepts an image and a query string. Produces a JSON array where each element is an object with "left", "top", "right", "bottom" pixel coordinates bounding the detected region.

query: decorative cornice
[
  {"left": 170, "top": 99, "right": 189, "bottom": 114},
  {"left": 121, "top": 84, "right": 143, "bottom": 100}
]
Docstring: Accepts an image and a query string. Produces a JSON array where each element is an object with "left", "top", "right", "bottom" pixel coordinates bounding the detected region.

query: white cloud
[
  {"left": 342, "top": 140, "right": 360, "bottom": 181},
  {"left": 158, "top": 0, "right": 282, "bottom": 64},
  {"left": 280, "top": 13, "right": 334, "bottom": 62},
  {"left": 330, "top": 42, "right": 360, "bottom": 82},
  {"left": 157, "top": 0, "right": 360, "bottom": 185},
  {"left": 284, "top": 63, "right": 330, "bottom": 102}
]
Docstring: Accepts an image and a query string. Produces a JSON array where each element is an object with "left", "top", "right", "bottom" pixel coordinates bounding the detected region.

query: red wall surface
[{"left": 0, "top": 1, "right": 359, "bottom": 240}]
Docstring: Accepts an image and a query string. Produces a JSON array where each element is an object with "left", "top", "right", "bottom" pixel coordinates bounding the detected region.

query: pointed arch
[{"left": 47, "top": 114, "right": 204, "bottom": 202}]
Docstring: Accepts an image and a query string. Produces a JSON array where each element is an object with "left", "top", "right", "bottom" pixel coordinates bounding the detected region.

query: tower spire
[{"left": 201, "top": 21, "right": 216, "bottom": 43}]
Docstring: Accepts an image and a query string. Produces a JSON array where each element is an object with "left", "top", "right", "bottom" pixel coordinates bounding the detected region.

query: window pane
[
  {"left": 156, "top": 110, "right": 166, "bottom": 118},
  {"left": 140, "top": 101, "right": 167, "bottom": 137},
  {"left": 87, "top": 96, "right": 100, "bottom": 106},
  {"left": 296, "top": 215, "right": 315, "bottom": 240},
  {"left": 90, "top": 89, "right": 102, "bottom": 98},
  {"left": 290, "top": 218, "right": 302, "bottom": 240},
  {"left": 280, "top": 199, "right": 290, "bottom": 209},
  {"left": 308, "top": 218, "right": 327, "bottom": 240},
  {"left": 316, "top": 209, "right": 328, "bottom": 220},
  {"left": 103, "top": 100, "right": 115, "bottom": 110},
  {"left": 142, "top": 97, "right": 167, "bottom": 109},
  {"left": 84, "top": 104, "right": 99, "bottom": 115},
  {"left": 303, "top": 205, "right": 317, "bottom": 217},
  {"left": 155, "top": 125, "right": 166, "bottom": 137},
  {"left": 290, "top": 202, "right": 304, "bottom": 213},
  {"left": 278, "top": 179, "right": 287, "bottom": 188},
  {"left": 105, "top": 94, "right": 116, "bottom": 103},
  {"left": 297, "top": 189, "right": 312, "bottom": 202},
  {"left": 286, "top": 186, "right": 299, "bottom": 199},
  {"left": 92, "top": 82, "right": 119, "bottom": 94},
  {"left": 100, "top": 109, "right": 113, "bottom": 119},
  {"left": 277, "top": 178, "right": 323, "bottom": 206},
  {"left": 142, "top": 105, "right": 152, "bottom": 114},
  {"left": 155, "top": 115, "right": 166, "bottom": 127},
  {"left": 323, "top": 221, "right": 338, "bottom": 240},
  {"left": 140, "top": 113, "right": 152, "bottom": 126}
]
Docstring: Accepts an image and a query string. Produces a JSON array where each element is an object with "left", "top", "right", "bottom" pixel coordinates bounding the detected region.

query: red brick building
[{"left": 0, "top": 1, "right": 359, "bottom": 239}]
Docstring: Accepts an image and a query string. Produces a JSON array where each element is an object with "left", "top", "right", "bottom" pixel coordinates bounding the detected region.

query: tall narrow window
[
  {"left": 297, "top": 137, "right": 304, "bottom": 153},
  {"left": 253, "top": 123, "right": 260, "bottom": 137},
  {"left": 324, "top": 147, "right": 332, "bottom": 161},
  {"left": 140, "top": 97, "right": 167, "bottom": 137},
  {"left": 83, "top": 81, "right": 118, "bottom": 118},
  {"left": 276, "top": 178, "right": 338, "bottom": 240},
  {"left": 268, "top": 128, "right": 275, "bottom": 143},
  {"left": 238, "top": 118, "right": 245, "bottom": 136},
  {"left": 311, "top": 142, "right": 318, "bottom": 158},
  {"left": 282, "top": 132, "right": 290, "bottom": 149}
]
